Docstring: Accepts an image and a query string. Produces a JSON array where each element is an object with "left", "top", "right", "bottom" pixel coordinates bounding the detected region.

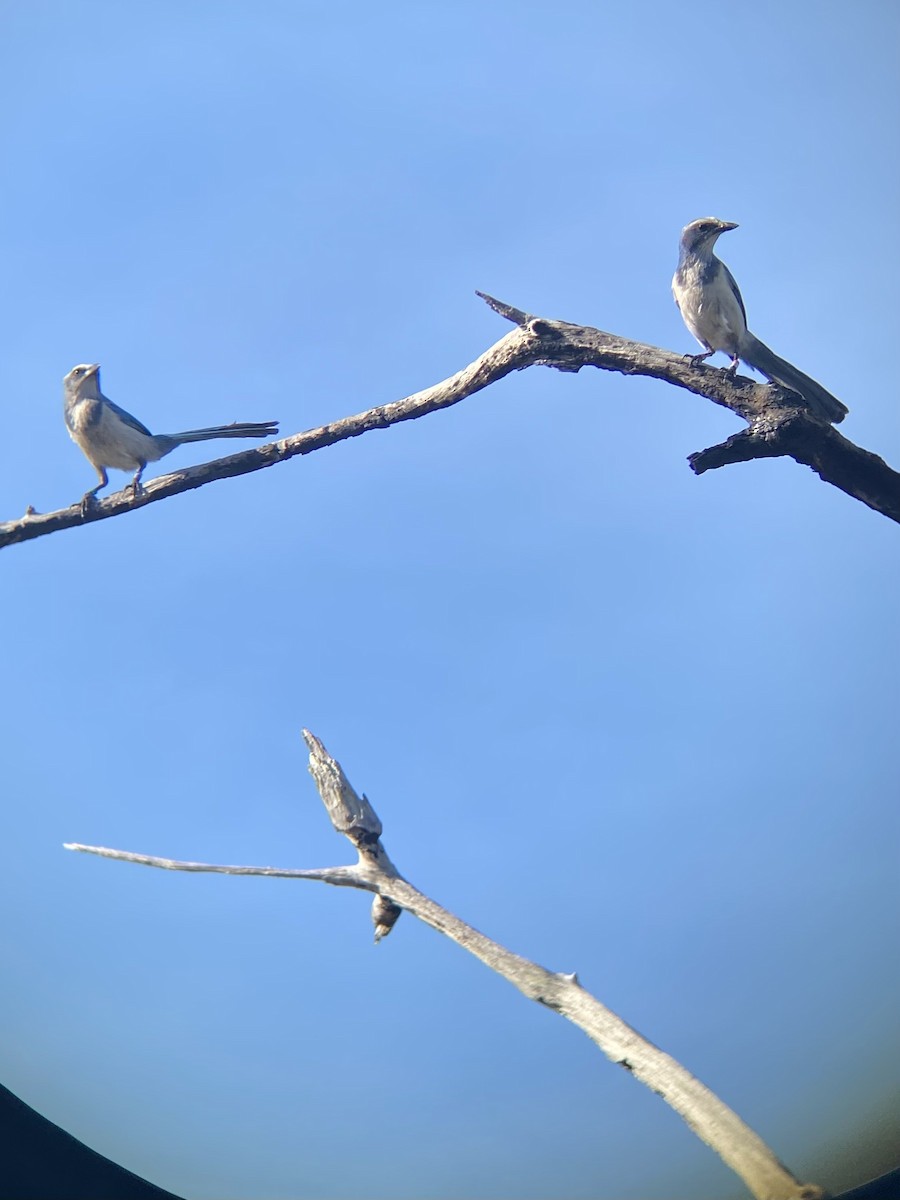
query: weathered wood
[
  {"left": 3, "top": 294, "right": 897, "bottom": 548},
  {"left": 66, "top": 729, "right": 827, "bottom": 1200}
]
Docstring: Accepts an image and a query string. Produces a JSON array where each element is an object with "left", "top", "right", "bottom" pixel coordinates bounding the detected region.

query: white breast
[{"left": 674, "top": 262, "right": 745, "bottom": 357}]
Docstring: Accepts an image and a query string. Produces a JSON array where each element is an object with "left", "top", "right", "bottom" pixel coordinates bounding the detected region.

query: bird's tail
[
  {"left": 167, "top": 421, "right": 280, "bottom": 446},
  {"left": 741, "top": 334, "right": 847, "bottom": 424}
]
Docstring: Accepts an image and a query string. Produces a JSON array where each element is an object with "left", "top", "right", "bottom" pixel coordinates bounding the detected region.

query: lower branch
[
  {"left": 66, "top": 730, "right": 826, "bottom": 1200},
  {"left": 689, "top": 419, "right": 900, "bottom": 521},
  {"left": 689, "top": 428, "right": 787, "bottom": 473}
]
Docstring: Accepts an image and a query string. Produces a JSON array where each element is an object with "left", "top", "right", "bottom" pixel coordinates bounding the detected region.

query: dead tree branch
[
  {"left": 4, "top": 293, "right": 896, "bottom": 549},
  {"left": 66, "top": 729, "right": 826, "bottom": 1200}
]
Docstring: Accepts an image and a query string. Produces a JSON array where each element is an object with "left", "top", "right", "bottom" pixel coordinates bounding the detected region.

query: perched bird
[
  {"left": 672, "top": 218, "right": 847, "bottom": 424},
  {"left": 63, "top": 363, "right": 279, "bottom": 506}
]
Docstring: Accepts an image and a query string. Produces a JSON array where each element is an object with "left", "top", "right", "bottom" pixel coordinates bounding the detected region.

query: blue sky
[{"left": 1, "top": 2, "right": 898, "bottom": 1197}]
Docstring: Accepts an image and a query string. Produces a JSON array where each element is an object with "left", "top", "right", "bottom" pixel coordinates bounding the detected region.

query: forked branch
[
  {"left": 3, "top": 294, "right": 898, "bottom": 548},
  {"left": 66, "top": 729, "right": 825, "bottom": 1200}
]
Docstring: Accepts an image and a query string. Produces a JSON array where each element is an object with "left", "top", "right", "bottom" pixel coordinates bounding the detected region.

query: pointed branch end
[
  {"left": 302, "top": 728, "right": 384, "bottom": 843},
  {"left": 476, "top": 291, "right": 530, "bottom": 326}
]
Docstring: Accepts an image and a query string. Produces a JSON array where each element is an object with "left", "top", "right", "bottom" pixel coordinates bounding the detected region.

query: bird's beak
[
  {"left": 719, "top": 221, "right": 739, "bottom": 232},
  {"left": 85, "top": 364, "right": 100, "bottom": 375}
]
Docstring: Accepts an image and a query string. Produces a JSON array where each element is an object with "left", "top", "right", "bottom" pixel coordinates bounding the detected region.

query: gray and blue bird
[
  {"left": 64, "top": 363, "right": 279, "bottom": 506},
  {"left": 672, "top": 218, "right": 847, "bottom": 424}
]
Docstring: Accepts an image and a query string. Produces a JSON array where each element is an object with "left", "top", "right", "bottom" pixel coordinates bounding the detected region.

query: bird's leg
[
  {"left": 80, "top": 489, "right": 100, "bottom": 517},
  {"left": 80, "top": 468, "right": 108, "bottom": 517},
  {"left": 726, "top": 354, "right": 741, "bottom": 375},
  {"left": 687, "top": 350, "right": 714, "bottom": 368},
  {"left": 129, "top": 462, "right": 146, "bottom": 498}
]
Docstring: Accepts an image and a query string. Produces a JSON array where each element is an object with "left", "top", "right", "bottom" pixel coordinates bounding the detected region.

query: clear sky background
[{"left": 1, "top": 3, "right": 898, "bottom": 1198}]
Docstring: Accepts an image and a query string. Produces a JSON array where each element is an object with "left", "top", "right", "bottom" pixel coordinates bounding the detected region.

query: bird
[
  {"left": 63, "top": 363, "right": 279, "bottom": 507},
  {"left": 672, "top": 218, "right": 847, "bottom": 424}
]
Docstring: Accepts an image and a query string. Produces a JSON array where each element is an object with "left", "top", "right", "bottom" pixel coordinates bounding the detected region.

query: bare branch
[
  {"left": 66, "top": 730, "right": 826, "bottom": 1200},
  {"left": 0, "top": 321, "right": 533, "bottom": 549},
  {"left": 62, "top": 844, "right": 360, "bottom": 886},
  {"left": 475, "top": 291, "right": 529, "bottom": 324},
  {"left": 7, "top": 293, "right": 896, "bottom": 549}
]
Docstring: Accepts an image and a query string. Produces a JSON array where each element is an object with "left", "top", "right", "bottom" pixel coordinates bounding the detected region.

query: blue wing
[
  {"left": 103, "top": 397, "right": 154, "bottom": 437},
  {"left": 721, "top": 262, "right": 747, "bottom": 327}
]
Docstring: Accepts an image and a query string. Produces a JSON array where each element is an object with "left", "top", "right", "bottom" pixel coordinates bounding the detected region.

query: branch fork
[
  {"left": 67, "top": 729, "right": 826, "bottom": 1200},
  {"left": 3, "top": 293, "right": 897, "bottom": 549}
]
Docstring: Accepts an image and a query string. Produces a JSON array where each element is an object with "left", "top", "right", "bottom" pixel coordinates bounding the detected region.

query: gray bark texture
[
  {"left": 3, "top": 293, "right": 897, "bottom": 549},
  {"left": 67, "top": 730, "right": 828, "bottom": 1200}
]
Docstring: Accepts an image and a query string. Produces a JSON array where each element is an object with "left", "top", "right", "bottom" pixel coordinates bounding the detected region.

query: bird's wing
[
  {"left": 721, "top": 262, "right": 747, "bottom": 326},
  {"left": 672, "top": 265, "right": 685, "bottom": 311},
  {"left": 103, "top": 397, "right": 154, "bottom": 437}
]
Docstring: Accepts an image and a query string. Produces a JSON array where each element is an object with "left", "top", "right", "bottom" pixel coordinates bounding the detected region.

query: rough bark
[{"left": 2, "top": 294, "right": 896, "bottom": 549}]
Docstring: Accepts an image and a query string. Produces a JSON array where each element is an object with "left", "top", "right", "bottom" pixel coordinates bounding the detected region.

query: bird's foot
[
  {"left": 80, "top": 491, "right": 100, "bottom": 518},
  {"left": 687, "top": 352, "right": 713, "bottom": 369}
]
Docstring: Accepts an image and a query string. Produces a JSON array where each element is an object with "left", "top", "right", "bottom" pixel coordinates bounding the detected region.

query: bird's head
[
  {"left": 679, "top": 217, "right": 738, "bottom": 256},
  {"left": 63, "top": 363, "right": 101, "bottom": 399}
]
